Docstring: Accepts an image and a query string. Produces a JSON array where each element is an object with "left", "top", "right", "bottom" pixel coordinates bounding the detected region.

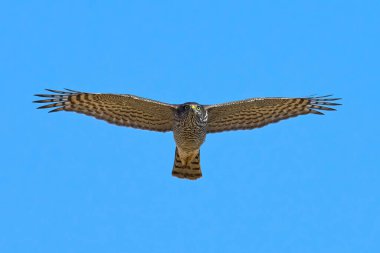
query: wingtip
[
  {"left": 44, "top": 88, "right": 78, "bottom": 95},
  {"left": 34, "top": 93, "right": 48, "bottom": 98},
  {"left": 64, "top": 88, "right": 80, "bottom": 93},
  {"left": 45, "top": 88, "right": 59, "bottom": 93},
  {"left": 37, "top": 104, "right": 50, "bottom": 109},
  {"left": 310, "top": 109, "right": 325, "bottom": 115},
  {"left": 48, "top": 108, "right": 63, "bottom": 113},
  {"left": 308, "top": 94, "right": 341, "bottom": 114}
]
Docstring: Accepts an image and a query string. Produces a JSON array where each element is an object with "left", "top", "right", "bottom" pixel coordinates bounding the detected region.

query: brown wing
[
  {"left": 34, "top": 89, "right": 177, "bottom": 132},
  {"left": 205, "top": 95, "right": 341, "bottom": 133}
]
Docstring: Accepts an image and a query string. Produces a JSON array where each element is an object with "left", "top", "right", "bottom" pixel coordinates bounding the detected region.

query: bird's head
[{"left": 177, "top": 102, "right": 208, "bottom": 122}]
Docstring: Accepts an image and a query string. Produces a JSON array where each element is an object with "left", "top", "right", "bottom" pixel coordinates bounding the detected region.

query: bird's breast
[{"left": 173, "top": 123, "right": 206, "bottom": 151}]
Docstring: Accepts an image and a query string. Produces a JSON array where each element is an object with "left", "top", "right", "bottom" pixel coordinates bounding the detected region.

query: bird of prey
[{"left": 34, "top": 89, "right": 341, "bottom": 180}]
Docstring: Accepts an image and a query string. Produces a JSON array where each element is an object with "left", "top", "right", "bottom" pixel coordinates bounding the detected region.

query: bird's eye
[
  {"left": 196, "top": 106, "right": 201, "bottom": 111},
  {"left": 184, "top": 105, "right": 190, "bottom": 110}
]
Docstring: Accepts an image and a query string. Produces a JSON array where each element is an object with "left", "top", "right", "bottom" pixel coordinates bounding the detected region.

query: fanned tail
[{"left": 172, "top": 148, "right": 202, "bottom": 180}]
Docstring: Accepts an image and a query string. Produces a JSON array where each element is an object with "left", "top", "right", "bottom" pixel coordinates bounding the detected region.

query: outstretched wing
[
  {"left": 34, "top": 89, "right": 177, "bottom": 132},
  {"left": 205, "top": 95, "right": 341, "bottom": 133}
]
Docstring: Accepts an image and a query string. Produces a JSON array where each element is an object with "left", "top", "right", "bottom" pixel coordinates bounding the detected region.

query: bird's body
[
  {"left": 34, "top": 89, "right": 341, "bottom": 180},
  {"left": 172, "top": 103, "right": 208, "bottom": 179}
]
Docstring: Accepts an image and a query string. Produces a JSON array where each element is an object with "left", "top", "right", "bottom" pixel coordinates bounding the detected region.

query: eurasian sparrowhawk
[{"left": 34, "top": 89, "right": 341, "bottom": 180}]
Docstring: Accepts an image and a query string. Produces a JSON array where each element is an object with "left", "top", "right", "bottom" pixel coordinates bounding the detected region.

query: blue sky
[{"left": 1, "top": 1, "right": 379, "bottom": 252}]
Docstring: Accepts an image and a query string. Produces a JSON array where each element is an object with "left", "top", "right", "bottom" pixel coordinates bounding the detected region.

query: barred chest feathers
[{"left": 173, "top": 103, "right": 208, "bottom": 151}]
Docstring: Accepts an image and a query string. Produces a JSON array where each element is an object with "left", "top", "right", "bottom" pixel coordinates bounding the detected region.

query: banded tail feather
[{"left": 172, "top": 148, "right": 202, "bottom": 180}]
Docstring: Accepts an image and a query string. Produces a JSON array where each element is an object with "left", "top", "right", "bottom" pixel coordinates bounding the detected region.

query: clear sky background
[{"left": 1, "top": 1, "right": 379, "bottom": 252}]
